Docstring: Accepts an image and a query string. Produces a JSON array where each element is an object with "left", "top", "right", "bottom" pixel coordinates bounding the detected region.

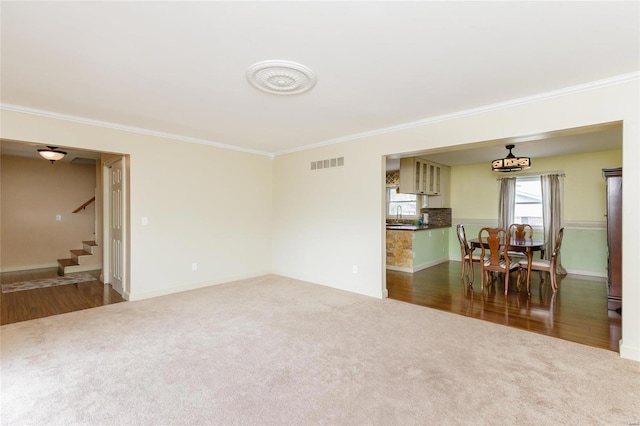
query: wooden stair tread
[
  {"left": 58, "top": 240, "right": 99, "bottom": 276},
  {"left": 57, "top": 258, "right": 78, "bottom": 267},
  {"left": 70, "top": 249, "right": 91, "bottom": 256}
]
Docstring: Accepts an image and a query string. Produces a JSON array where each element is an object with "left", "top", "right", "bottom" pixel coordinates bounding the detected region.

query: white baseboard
[
  {"left": 413, "top": 258, "right": 449, "bottom": 272},
  {"left": 62, "top": 264, "right": 102, "bottom": 275},
  {"left": 0, "top": 262, "right": 58, "bottom": 273},
  {"left": 386, "top": 257, "right": 449, "bottom": 273},
  {"left": 386, "top": 265, "right": 413, "bottom": 273},
  {"left": 564, "top": 268, "right": 607, "bottom": 279},
  {"left": 620, "top": 341, "right": 640, "bottom": 362},
  {"left": 127, "top": 270, "right": 271, "bottom": 301}
]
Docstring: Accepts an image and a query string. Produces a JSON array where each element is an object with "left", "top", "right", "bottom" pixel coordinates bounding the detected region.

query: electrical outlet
[
  {"left": 352, "top": 265, "right": 358, "bottom": 274},
  {"left": 141, "top": 216, "right": 149, "bottom": 225},
  {"left": 56, "top": 214, "right": 62, "bottom": 221},
  {"left": 191, "top": 263, "right": 198, "bottom": 271}
]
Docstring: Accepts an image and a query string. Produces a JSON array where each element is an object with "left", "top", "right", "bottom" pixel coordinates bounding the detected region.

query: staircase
[{"left": 57, "top": 241, "right": 99, "bottom": 276}]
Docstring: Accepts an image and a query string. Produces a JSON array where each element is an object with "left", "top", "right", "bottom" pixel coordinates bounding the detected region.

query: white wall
[
  {"left": 272, "top": 144, "right": 385, "bottom": 298},
  {"left": 272, "top": 80, "right": 640, "bottom": 361},
  {"left": 0, "top": 110, "right": 274, "bottom": 300}
]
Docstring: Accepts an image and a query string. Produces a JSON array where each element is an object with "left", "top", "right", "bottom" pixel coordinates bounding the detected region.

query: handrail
[{"left": 73, "top": 196, "right": 96, "bottom": 213}]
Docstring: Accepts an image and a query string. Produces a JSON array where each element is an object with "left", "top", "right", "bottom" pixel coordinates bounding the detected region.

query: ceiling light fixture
[
  {"left": 491, "top": 144, "right": 531, "bottom": 172},
  {"left": 37, "top": 146, "right": 67, "bottom": 163},
  {"left": 246, "top": 60, "right": 317, "bottom": 95}
]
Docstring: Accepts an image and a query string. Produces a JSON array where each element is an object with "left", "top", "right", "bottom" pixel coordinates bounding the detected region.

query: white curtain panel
[
  {"left": 541, "top": 174, "right": 567, "bottom": 274},
  {"left": 498, "top": 177, "right": 516, "bottom": 230}
]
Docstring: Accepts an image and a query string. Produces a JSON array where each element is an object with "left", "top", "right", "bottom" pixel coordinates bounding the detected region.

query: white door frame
[{"left": 102, "top": 156, "right": 129, "bottom": 299}]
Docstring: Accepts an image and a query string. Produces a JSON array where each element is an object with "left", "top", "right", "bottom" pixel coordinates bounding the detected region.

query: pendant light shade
[
  {"left": 38, "top": 146, "right": 67, "bottom": 163},
  {"left": 491, "top": 144, "right": 531, "bottom": 172}
]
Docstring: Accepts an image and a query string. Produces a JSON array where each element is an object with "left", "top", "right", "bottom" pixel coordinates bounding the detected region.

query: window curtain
[
  {"left": 498, "top": 177, "right": 516, "bottom": 230},
  {"left": 541, "top": 174, "right": 567, "bottom": 275}
]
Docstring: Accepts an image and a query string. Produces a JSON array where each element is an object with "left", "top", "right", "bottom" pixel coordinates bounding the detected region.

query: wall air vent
[{"left": 310, "top": 157, "right": 344, "bottom": 171}]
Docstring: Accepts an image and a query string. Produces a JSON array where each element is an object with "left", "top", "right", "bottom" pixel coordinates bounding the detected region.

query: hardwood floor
[
  {"left": 387, "top": 261, "right": 621, "bottom": 352},
  {"left": 2, "top": 264, "right": 621, "bottom": 352},
  {"left": 1, "top": 268, "right": 125, "bottom": 325}
]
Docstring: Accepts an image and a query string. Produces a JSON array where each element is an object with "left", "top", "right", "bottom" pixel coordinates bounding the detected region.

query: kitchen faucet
[{"left": 396, "top": 205, "right": 403, "bottom": 223}]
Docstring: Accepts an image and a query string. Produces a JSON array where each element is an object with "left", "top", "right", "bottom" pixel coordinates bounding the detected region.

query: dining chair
[
  {"left": 456, "top": 224, "right": 485, "bottom": 284},
  {"left": 478, "top": 227, "right": 518, "bottom": 295},
  {"left": 508, "top": 223, "right": 534, "bottom": 241},
  {"left": 517, "top": 227, "right": 564, "bottom": 294},
  {"left": 507, "top": 223, "right": 534, "bottom": 259}
]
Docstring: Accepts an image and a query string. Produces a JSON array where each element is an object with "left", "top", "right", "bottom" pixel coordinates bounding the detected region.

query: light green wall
[
  {"left": 561, "top": 228, "right": 608, "bottom": 275},
  {"left": 414, "top": 228, "right": 449, "bottom": 267},
  {"left": 450, "top": 225, "right": 607, "bottom": 276},
  {"left": 449, "top": 149, "right": 622, "bottom": 276}
]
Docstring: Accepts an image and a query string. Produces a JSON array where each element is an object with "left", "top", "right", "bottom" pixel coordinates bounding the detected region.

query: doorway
[{"left": 0, "top": 140, "right": 130, "bottom": 323}]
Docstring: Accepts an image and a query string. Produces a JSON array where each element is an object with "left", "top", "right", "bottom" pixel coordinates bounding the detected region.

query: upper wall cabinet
[{"left": 399, "top": 157, "right": 447, "bottom": 196}]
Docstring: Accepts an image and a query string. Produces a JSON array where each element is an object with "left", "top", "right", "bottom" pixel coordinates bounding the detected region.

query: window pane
[
  {"left": 515, "top": 177, "right": 542, "bottom": 226},
  {"left": 387, "top": 187, "right": 417, "bottom": 216},
  {"left": 389, "top": 202, "right": 417, "bottom": 216},
  {"left": 390, "top": 191, "right": 417, "bottom": 202}
]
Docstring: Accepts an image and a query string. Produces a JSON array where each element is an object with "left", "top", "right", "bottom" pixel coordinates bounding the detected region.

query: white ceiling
[{"left": 1, "top": 2, "right": 638, "bottom": 157}]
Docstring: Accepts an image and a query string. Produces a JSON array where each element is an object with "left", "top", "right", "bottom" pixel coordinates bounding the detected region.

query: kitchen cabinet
[
  {"left": 427, "top": 165, "right": 450, "bottom": 207},
  {"left": 399, "top": 157, "right": 428, "bottom": 194},
  {"left": 427, "top": 162, "right": 441, "bottom": 194},
  {"left": 603, "top": 167, "right": 622, "bottom": 311},
  {"left": 399, "top": 157, "right": 446, "bottom": 196}
]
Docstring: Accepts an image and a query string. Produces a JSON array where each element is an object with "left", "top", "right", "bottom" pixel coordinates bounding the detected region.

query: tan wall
[{"left": 1, "top": 155, "right": 96, "bottom": 269}]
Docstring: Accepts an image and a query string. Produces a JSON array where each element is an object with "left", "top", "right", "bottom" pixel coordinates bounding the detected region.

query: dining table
[{"left": 469, "top": 237, "right": 546, "bottom": 293}]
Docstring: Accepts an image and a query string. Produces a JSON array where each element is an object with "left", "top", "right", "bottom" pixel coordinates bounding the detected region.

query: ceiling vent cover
[{"left": 246, "top": 60, "right": 317, "bottom": 95}]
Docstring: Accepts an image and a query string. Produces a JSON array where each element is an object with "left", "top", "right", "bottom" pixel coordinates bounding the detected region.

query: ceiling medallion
[{"left": 246, "top": 60, "right": 317, "bottom": 95}]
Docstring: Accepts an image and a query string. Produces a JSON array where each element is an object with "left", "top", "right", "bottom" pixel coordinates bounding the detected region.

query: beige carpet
[{"left": 1, "top": 274, "right": 638, "bottom": 425}]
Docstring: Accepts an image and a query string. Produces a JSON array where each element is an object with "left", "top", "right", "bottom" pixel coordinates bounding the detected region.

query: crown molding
[
  {"left": 0, "top": 104, "right": 273, "bottom": 158},
  {"left": 275, "top": 71, "right": 640, "bottom": 156},
  {"left": 2, "top": 71, "right": 637, "bottom": 158}
]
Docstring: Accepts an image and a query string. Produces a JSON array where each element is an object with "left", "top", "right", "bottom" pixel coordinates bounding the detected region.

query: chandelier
[{"left": 491, "top": 144, "right": 531, "bottom": 172}]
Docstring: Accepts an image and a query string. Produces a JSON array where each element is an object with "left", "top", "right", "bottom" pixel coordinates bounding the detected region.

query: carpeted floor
[
  {"left": 1, "top": 274, "right": 639, "bottom": 425},
  {"left": 1, "top": 273, "right": 96, "bottom": 293}
]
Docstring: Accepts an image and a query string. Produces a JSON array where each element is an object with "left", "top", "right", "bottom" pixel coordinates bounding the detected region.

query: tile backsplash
[{"left": 420, "top": 208, "right": 452, "bottom": 227}]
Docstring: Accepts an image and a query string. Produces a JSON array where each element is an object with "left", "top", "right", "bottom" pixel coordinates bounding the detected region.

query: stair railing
[{"left": 73, "top": 196, "right": 96, "bottom": 213}]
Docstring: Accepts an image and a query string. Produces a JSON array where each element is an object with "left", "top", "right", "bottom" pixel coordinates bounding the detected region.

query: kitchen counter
[
  {"left": 386, "top": 225, "right": 450, "bottom": 272},
  {"left": 385, "top": 224, "right": 450, "bottom": 231}
]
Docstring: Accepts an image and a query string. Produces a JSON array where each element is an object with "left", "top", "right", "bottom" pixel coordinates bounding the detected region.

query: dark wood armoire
[{"left": 603, "top": 167, "right": 622, "bottom": 312}]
